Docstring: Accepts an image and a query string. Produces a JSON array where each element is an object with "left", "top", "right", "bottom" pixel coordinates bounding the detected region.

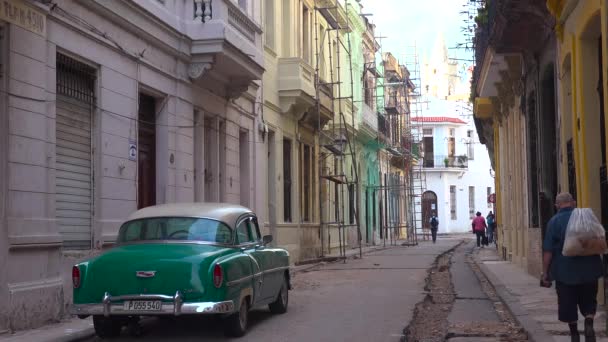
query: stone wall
[
  {"left": 1, "top": 0, "right": 259, "bottom": 331},
  {"left": 527, "top": 228, "right": 543, "bottom": 279}
]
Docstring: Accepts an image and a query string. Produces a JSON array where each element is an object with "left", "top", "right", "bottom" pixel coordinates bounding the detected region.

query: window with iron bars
[{"left": 450, "top": 185, "right": 457, "bottom": 220}]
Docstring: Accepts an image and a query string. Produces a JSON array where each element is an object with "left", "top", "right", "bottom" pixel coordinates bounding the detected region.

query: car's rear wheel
[
  {"left": 224, "top": 297, "right": 249, "bottom": 337},
  {"left": 93, "top": 315, "right": 123, "bottom": 338},
  {"left": 269, "top": 276, "right": 289, "bottom": 314}
]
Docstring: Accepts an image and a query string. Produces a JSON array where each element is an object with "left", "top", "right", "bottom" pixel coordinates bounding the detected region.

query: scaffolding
[
  {"left": 369, "top": 44, "right": 414, "bottom": 247},
  {"left": 314, "top": 0, "right": 362, "bottom": 260},
  {"left": 403, "top": 44, "right": 429, "bottom": 241}
]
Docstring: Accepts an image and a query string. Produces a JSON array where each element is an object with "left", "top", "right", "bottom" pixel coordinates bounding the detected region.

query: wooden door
[
  {"left": 421, "top": 191, "right": 438, "bottom": 229},
  {"left": 138, "top": 94, "right": 156, "bottom": 209}
]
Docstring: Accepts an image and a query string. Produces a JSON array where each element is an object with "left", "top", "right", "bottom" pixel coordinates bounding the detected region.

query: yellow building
[
  {"left": 547, "top": 0, "right": 608, "bottom": 225},
  {"left": 261, "top": 0, "right": 359, "bottom": 262},
  {"left": 473, "top": 0, "right": 608, "bottom": 282}
]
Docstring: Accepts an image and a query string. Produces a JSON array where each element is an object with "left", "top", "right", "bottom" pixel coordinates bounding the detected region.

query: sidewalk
[
  {"left": 475, "top": 246, "right": 608, "bottom": 342},
  {"left": 0, "top": 239, "right": 415, "bottom": 342}
]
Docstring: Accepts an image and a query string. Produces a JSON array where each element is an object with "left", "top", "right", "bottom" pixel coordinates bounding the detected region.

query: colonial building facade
[
  {"left": 473, "top": 0, "right": 608, "bottom": 282},
  {"left": 0, "top": 0, "right": 264, "bottom": 332}
]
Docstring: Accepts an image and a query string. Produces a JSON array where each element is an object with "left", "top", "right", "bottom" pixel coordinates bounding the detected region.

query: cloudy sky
[{"left": 359, "top": 0, "right": 474, "bottom": 69}]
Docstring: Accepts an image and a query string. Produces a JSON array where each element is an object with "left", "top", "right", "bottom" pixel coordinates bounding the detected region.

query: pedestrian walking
[
  {"left": 471, "top": 211, "right": 487, "bottom": 247},
  {"left": 486, "top": 211, "right": 496, "bottom": 244},
  {"left": 541, "top": 193, "right": 603, "bottom": 342},
  {"left": 429, "top": 212, "right": 439, "bottom": 243}
]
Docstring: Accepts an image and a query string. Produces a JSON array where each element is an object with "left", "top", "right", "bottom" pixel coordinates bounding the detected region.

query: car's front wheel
[
  {"left": 93, "top": 315, "right": 123, "bottom": 338},
  {"left": 224, "top": 297, "right": 249, "bottom": 337},
  {"left": 269, "top": 276, "right": 289, "bottom": 314}
]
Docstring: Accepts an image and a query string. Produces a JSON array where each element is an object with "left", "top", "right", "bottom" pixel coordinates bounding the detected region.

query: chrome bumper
[{"left": 69, "top": 291, "right": 234, "bottom": 317}]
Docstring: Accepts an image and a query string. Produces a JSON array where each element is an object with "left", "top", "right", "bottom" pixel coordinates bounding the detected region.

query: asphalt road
[{"left": 83, "top": 237, "right": 463, "bottom": 342}]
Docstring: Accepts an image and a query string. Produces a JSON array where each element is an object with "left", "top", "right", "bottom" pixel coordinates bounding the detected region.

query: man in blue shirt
[{"left": 542, "top": 193, "right": 603, "bottom": 342}]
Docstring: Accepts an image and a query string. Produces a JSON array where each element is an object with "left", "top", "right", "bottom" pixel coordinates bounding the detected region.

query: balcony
[
  {"left": 186, "top": 0, "right": 264, "bottom": 99},
  {"left": 277, "top": 58, "right": 315, "bottom": 111},
  {"left": 422, "top": 155, "right": 468, "bottom": 170},
  {"left": 361, "top": 108, "right": 378, "bottom": 130}
]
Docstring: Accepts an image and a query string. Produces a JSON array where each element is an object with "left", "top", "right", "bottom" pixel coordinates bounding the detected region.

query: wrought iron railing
[{"left": 422, "top": 155, "right": 469, "bottom": 169}]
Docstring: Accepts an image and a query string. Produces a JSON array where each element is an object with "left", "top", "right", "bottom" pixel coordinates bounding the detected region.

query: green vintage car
[{"left": 69, "top": 203, "right": 290, "bottom": 338}]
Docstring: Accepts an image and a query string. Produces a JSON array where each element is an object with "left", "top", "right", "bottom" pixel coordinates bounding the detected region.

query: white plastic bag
[{"left": 562, "top": 208, "right": 608, "bottom": 256}]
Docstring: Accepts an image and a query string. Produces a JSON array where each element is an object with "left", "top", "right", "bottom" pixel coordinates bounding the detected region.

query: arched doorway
[{"left": 422, "top": 191, "right": 438, "bottom": 230}]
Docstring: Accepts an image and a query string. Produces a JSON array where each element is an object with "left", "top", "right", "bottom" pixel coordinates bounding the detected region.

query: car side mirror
[{"left": 262, "top": 235, "right": 273, "bottom": 245}]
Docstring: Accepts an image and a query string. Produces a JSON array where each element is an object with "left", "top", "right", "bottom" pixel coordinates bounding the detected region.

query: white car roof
[{"left": 126, "top": 203, "right": 253, "bottom": 228}]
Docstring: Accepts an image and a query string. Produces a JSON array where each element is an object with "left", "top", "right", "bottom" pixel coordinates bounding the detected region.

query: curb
[
  {"left": 51, "top": 328, "right": 95, "bottom": 342},
  {"left": 475, "top": 259, "right": 554, "bottom": 342}
]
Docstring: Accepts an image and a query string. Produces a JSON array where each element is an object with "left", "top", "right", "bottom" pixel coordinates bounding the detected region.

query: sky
[{"left": 359, "top": 0, "right": 474, "bottom": 70}]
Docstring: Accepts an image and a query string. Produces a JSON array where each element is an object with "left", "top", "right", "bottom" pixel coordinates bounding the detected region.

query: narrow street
[
  {"left": 406, "top": 240, "right": 527, "bottom": 341},
  {"left": 73, "top": 237, "right": 529, "bottom": 342}
]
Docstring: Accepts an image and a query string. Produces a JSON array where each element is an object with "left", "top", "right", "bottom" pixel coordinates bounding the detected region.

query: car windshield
[{"left": 117, "top": 217, "right": 233, "bottom": 244}]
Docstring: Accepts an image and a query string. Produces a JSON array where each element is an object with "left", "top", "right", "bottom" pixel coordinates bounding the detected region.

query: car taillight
[
  {"left": 72, "top": 266, "right": 81, "bottom": 289},
  {"left": 213, "top": 264, "right": 223, "bottom": 288}
]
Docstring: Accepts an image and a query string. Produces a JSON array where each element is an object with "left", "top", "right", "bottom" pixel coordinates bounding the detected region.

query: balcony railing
[
  {"left": 192, "top": 0, "right": 260, "bottom": 43},
  {"left": 362, "top": 104, "right": 378, "bottom": 131},
  {"left": 423, "top": 155, "right": 469, "bottom": 169}
]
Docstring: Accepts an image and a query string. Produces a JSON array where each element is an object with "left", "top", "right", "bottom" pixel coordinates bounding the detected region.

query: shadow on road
[{"left": 98, "top": 309, "right": 276, "bottom": 341}]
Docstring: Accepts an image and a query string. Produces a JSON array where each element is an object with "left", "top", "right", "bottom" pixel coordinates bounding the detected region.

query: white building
[
  {"left": 415, "top": 34, "right": 494, "bottom": 234},
  {"left": 0, "top": 0, "right": 264, "bottom": 331},
  {"left": 413, "top": 104, "right": 495, "bottom": 233}
]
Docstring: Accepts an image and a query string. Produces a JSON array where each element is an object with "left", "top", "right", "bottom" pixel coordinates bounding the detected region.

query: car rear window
[{"left": 118, "top": 217, "right": 233, "bottom": 244}]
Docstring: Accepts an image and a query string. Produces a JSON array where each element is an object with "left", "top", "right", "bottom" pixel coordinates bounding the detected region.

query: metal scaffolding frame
[
  {"left": 314, "top": 0, "right": 362, "bottom": 260},
  {"left": 403, "top": 44, "right": 429, "bottom": 242},
  {"left": 370, "top": 42, "right": 415, "bottom": 247}
]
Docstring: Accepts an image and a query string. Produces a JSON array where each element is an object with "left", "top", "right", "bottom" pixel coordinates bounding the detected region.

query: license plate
[{"left": 122, "top": 300, "right": 162, "bottom": 311}]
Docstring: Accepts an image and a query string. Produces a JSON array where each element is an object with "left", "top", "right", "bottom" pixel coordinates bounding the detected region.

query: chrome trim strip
[
  {"left": 263, "top": 266, "right": 289, "bottom": 275},
  {"left": 226, "top": 275, "right": 254, "bottom": 287},
  {"left": 225, "top": 266, "right": 289, "bottom": 287},
  {"left": 70, "top": 291, "right": 234, "bottom": 316}
]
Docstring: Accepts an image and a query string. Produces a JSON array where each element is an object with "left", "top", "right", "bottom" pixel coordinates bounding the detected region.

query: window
[
  {"left": 239, "top": 130, "right": 250, "bottom": 207},
  {"left": 348, "top": 184, "right": 355, "bottom": 224},
  {"left": 236, "top": 219, "right": 253, "bottom": 244},
  {"left": 302, "top": 5, "right": 310, "bottom": 62},
  {"left": 283, "top": 138, "right": 292, "bottom": 222},
  {"left": 450, "top": 186, "right": 457, "bottom": 220},
  {"left": 487, "top": 187, "right": 492, "bottom": 208},
  {"left": 301, "top": 144, "right": 312, "bottom": 222},
  {"left": 448, "top": 136, "right": 455, "bottom": 157},
  {"left": 251, "top": 217, "right": 261, "bottom": 240},
  {"left": 319, "top": 24, "right": 326, "bottom": 77},
  {"left": 118, "top": 218, "right": 233, "bottom": 244},
  {"left": 264, "top": 0, "right": 275, "bottom": 49},
  {"left": 423, "top": 128, "right": 433, "bottom": 136},
  {"left": 449, "top": 128, "right": 455, "bottom": 136},
  {"left": 469, "top": 186, "right": 475, "bottom": 219}
]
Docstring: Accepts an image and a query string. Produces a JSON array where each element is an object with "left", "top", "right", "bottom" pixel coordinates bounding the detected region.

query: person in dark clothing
[
  {"left": 486, "top": 211, "right": 496, "bottom": 244},
  {"left": 542, "top": 193, "right": 603, "bottom": 342},
  {"left": 429, "top": 212, "right": 439, "bottom": 243},
  {"left": 471, "top": 211, "right": 487, "bottom": 247}
]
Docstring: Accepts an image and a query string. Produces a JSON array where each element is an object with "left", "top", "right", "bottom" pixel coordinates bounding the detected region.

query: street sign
[{"left": 129, "top": 140, "right": 137, "bottom": 161}]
